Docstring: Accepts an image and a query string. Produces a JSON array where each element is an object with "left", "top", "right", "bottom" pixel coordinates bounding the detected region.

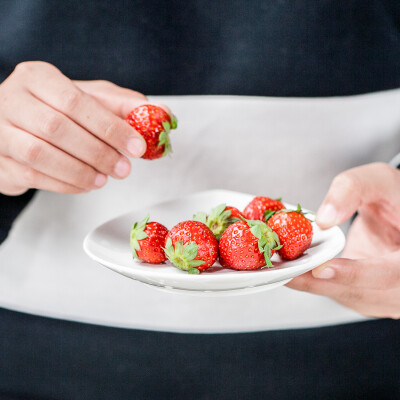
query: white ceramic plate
[{"left": 83, "top": 189, "right": 345, "bottom": 295}]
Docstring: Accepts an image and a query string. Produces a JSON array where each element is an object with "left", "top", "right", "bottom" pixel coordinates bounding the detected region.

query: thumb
[
  {"left": 312, "top": 252, "right": 400, "bottom": 290},
  {"left": 316, "top": 163, "right": 400, "bottom": 229}
]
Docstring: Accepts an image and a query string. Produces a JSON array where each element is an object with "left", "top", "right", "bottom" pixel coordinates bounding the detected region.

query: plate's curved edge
[{"left": 149, "top": 278, "right": 293, "bottom": 297}]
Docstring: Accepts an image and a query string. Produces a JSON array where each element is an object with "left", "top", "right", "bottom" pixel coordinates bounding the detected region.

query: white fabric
[
  {"left": 389, "top": 152, "right": 400, "bottom": 167},
  {"left": 1, "top": 91, "right": 400, "bottom": 333}
]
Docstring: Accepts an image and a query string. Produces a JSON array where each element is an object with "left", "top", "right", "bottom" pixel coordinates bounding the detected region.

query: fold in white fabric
[{"left": 1, "top": 91, "right": 400, "bottom": 333}]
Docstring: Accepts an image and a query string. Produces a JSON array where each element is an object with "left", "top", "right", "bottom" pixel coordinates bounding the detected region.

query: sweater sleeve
[{"left": 0, "top": 189, "right": 36, "bottom": 245}]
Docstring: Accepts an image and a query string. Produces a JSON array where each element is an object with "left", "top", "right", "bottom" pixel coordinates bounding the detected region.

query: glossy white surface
[
  {"left": 1, "top": 92, "right": 399, "bottom": 332},
  {"left": 84, "top": 190, "right": 345, "bottom": 294}
]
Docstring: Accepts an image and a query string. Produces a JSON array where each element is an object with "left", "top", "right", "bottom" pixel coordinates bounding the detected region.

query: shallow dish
[{"left": 83, "top": 189, "right": 345, "bottom": 295}]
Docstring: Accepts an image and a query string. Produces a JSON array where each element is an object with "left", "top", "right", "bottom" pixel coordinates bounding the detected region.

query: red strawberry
[
  {"left": 193, "top": 203, "right": 245, "bottom": 240},
  {"left": 130, "top": 215, "right": 169, "bottom": 263},
  {"left": 125, "top": 104, "right": 178, "bottom": 160},
  {"left": 243, "top": 196, "right": 285, "bottom": 222},
  {"left": 266, "top": 205, "right": 313, "bottom": 260},
  {"left": 219, "top": 219, "right": 281, "bottom": 270},
  {"left": 164, "top": 221, "right": 218, "bottom": 274},
  {"left": 225, "top": 206, "right": 244, "bottom": 219}
]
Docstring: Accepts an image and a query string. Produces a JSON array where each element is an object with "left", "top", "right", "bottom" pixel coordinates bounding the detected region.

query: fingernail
[
  {"left": 114, "top": 158, "right": 131, "bottom": 178},
  {"left": 314, "top": 266, "right": 335, "bottom": 279},
  {"left": 127, "top": 137, "right": 146, "bottom": 158},
  {"left": 316, "top": 203, "right": 338, "bottom": 227},
  {"left": 94, "top": 173, "right": 107, "bottom": 187}
]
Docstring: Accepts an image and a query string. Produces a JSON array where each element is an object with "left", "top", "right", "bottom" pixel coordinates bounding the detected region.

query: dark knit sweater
[{"left": 1, "top": 0, "right": 399, "bottom": 243}]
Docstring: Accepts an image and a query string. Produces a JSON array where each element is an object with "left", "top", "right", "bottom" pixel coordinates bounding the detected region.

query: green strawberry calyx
[
  {"left": 242, "top": 217, "right": 282, "bottom": 267},
  {"left": 193, "top": 203, "right": 240, "bottom": 240},
  {"left": 170, "top": 114, "right": 178, "bottom": 129},
  {"left": 164, "top": 238, "right": 205, "bottom": 274},
  {"left": 264, "top": 204, "right": 313, "bottom": 222},
  {"left": 130, "top": 214, "right": 150, "bottom": 259},
  {"left": 158, "top": 115, "right": 178, "bottom": 156}
]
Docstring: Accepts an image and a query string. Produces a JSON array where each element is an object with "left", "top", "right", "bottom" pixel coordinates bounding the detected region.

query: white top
[{"left": 1, "top": 92, "right": 399, "bottom": 333}]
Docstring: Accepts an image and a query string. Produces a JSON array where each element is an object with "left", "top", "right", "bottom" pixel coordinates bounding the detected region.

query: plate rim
[{"left": 83, "top": 189, "right": 346, "bottom": 290}]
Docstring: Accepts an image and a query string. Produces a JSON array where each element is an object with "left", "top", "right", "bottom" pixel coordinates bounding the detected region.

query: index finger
[
  {"left": 316, "top": 163, "right": 400, "bottom": 229},
  {"left": 18, "top": 62, "right": 146, "bottom": 158}
]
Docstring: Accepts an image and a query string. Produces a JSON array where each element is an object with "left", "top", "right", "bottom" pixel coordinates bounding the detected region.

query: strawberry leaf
[
  {"left": 162, "top": 121, "right": 171, "bottom": 134},
  {"left": 164, "top": 239, "right": 205, "bottom": 273},
  {"left": 183, "top": 242, "right": 198, "bottom": 260},
  {"left": 130, "top": 214, "right": 150, "bottom": 259},
  {"left": 189, "top": 260, "right": 206, "bottom": 267},
  {"left": 210, "top": 203, "right": 227, "bottom": 218},
  {"left": 264, "top": 210, "right": 277, "bottom": 222},
  {"left": 195, "top": 203, "right": 234, "bottom": 240},
  {"left": 244, "top": 217, "right": 281, "bottom": 268},
  {"left": 193, "top": 211, "right": 207, "bottom": 224},
  {"left": 136, "top": 231, "right": 148, "bottom": 240},
  {"left": 250, "top": 225, "right": 262, "bottom": 240},
  {"left": 170, "top": 114, "right": 178, "bottom": 129}
]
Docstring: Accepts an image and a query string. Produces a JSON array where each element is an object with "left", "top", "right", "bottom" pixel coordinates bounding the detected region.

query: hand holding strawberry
[
  {"left": 287, "top": 163, "right": 400, "bottom": 319},
  {"left": 125, "top": 104, "right": 178, "bottom": 160}
]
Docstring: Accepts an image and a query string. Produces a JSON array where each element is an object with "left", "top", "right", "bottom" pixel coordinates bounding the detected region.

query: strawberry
[
  {"left": 193, "top": 203, "right": 245, "bottom": 240},
  {"left": 125, "top": 104, "right": 178, "bottom": 160},
  {"left": 266, "top": 205, "right": 313, "bottom": 260},
  {"left": 130, "top": 215, "right": 169, "bottom": 263},
  {"left": 164, "top": 221, "right": 218, "bottom": 274},
  {"left": 243, "top": 196, "right": 285, "bottom": 222},
  {"left": 219, "top": 219, "right": 281, "bottom": 270}
]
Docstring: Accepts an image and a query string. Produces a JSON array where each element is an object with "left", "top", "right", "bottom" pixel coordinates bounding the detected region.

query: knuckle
[
  {"left": 14, "top": 61, "right": 55, "bottom": 75},
  {"left": 371, "top": 161, "right": 391, "bottom": 173},
  {"left": 60, "top": 88, "right": 82, "bottom": 112},
  {"left": 131, "top": 90, "right": 148, "bottom": 101},
  {"left": 92, "top": 144, "right": 114, "bottom": 170},
  {"left": 21, "top": 142, "right": 42, "bottom": 164},
  {"left": 14, "top": 61, "right": 35, "bottom": 75},
  {"left": 69, "top": 186, "right": 88, "bottom": 194},
  {"left": 41, "top": 113, "right": 63, "bottom": 137},
  {"left": 343, "top": 288, "right": 365, "bottom": 305},
  {"left": 385, "top": 265, "right": 400, "bottom": 289},
  {"left": 94, "top": 79, "right": 114, "bottom": 88},
  {"left": 333, "top": 171, "right": 357, "bottom": 191},
  {"left": 366, "top": 162, "right": 396, "bottom": 183},
  {"left": 75, "top": 165, "right": 96, "bottom": 187},
  {"left": 389, "top": 311, "right": 400, "bottom": 320},
  {"left": 22, "top": 166, "right": 38, "bottom": 186},
  {"left": 342, "top": 266, "right": 359, "bottom": 285},
  {"left": 104, "top": 119, "right": 120, "bottom": 141}
]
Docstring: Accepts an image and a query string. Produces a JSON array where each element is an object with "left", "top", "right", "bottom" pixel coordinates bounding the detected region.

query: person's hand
[
  {"left": 287, "top": 162, "right": 400, "bottom": 319},
  {"left": 0, "top": 61, "right": 148, "bottom": 196}
]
